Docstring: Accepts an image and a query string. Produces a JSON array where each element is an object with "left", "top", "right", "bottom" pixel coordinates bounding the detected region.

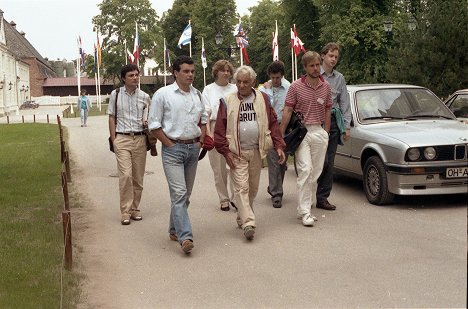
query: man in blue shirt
[
  {"left": 259, "top": 61, "right": 290, "bottom": 208},
  {"left": 148, "top": 55, "right": 208, "bottom": 254},
  {"left": 317, "top": 43, "right": 351, "bottom": 211}
]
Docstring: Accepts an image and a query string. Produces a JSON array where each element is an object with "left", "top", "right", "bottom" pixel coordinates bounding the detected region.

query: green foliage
[
  {"left": 92, "top": 0, "right": 162, "bottom": 83},
  {"left": 161, "top": 0, "right": 238, "bottom": 90},
  {"left": 249, "top": 0, "right": 284, "bottom": 83},
  {"left": 386, "top": 0, "right": 468, "bottom": 97},
  {"left": 0, "top": 124, "right": 79, "bottom": 308},
  {"left": 316, "top": 0, "right": 391, "bottom": 83}
]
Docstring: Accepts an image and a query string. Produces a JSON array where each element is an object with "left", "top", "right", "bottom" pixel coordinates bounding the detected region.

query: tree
[
  {"left": 248, "top": 0, "right": 285, "bottom": 83},
  {"left": 316, "top": 0, "right": 392, "bottom": 84},
  {"left": 386, "top": 0, "right": 468, "bottom": 97},
  {"left": 280, "top": 0, "right": 321, "bottom": 79},
  {"left": 92, "top": 0, "right": 162, "bottom": 84},
  {"left": 161, "top": 0, "right": 238, "bottom": 89}
]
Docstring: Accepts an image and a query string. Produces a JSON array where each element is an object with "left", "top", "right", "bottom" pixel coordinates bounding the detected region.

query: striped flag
[
  {"left": 178, "top": 23, "right": 192, "bottom": 48},
  {"left": 77, "top": 36, "right": 85, "bottom": 68},
  {"left": 234, "top": 22, "right": 249, "bottom": 48},
  {"left": 96, "top": 32, "right": 102, "bottom": 66}
]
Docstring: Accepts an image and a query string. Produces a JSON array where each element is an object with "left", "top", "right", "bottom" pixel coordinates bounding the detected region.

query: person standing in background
[
  {"left": 259, "top": 61, "right": 290, "bottom": 208},
  {"left": 316, "top": 43, "right": 351, "bottom": 211},
  {"left": 202, "top": 60, "right": 237, "bottom": 211},
  {"left": 77, "top": 89, "right": 91, "bottom": 127}
]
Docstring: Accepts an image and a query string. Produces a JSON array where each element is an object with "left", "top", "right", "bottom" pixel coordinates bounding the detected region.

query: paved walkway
[{"left": 63, "top": 115, "right": 466, "bottom": 308}]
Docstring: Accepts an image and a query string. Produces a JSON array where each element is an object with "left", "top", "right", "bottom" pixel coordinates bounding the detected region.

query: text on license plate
[{"left": 446, "top": 167, "right": 468, "bottom": 178}]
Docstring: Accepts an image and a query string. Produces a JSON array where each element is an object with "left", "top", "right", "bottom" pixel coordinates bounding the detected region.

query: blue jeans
[
  {"left": 80, "top": 109, "right": 88, "bottom": 125},
  {"left": 162, "top": 142, "right": 200, "bottom": 244}
]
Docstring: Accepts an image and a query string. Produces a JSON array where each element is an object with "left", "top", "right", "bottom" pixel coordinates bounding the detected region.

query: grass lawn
[
  {"left": 0, "top": 123, "right": 80, "bottom": 308},
  {"left": 63, "top": 104, "right": 108, "bottom": 118}
]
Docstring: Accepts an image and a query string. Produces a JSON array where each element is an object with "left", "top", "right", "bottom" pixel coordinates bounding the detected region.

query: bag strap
[{"left": 114, "top": 88, "right": 120, "bottom": 129}]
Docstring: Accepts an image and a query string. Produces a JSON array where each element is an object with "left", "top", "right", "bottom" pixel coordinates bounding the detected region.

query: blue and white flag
[{"left": 178, "top": 23, "right": 192, "bottom": 48}]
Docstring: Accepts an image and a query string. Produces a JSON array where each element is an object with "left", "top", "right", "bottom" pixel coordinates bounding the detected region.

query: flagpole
[
  {"left": 291, "top": 46, "right": 294, "bottom": 81},
  {"left": 96, "top": 32, "right": 102, "bottom": 111},
  {"left": 240, "top": 47, "right": 244, "bottom": 66},
  {"left": 124, "top": 41, "right": 128, "bottom": 65},
  {"left": 164, "top": 38, "right": 167, "bottom": 86},
  {"left": 202, "top": 37, "right": 206, "bottom": 87}
]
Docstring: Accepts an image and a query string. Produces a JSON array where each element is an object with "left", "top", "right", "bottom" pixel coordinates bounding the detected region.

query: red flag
[
  {"left": 293, "top": 25, "right": 306, "bottom": 56},
  {"left": 242, "top": 47, "right": 250, "bottom": 65}
]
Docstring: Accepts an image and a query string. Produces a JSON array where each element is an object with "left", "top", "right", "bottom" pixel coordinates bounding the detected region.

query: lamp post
[
  {"left": 215, "top": 32, "right": 236, "bottom": 59},
  {"left": 407, "top": 17, "right": 417, "bottom": 30},
  {"left": 383, "top": 19, "right": 393, "bottom": 36}
]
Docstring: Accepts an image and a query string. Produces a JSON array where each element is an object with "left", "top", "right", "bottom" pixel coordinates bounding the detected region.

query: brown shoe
[
  {"left": 243, "top": 226, "right": 255, "bottom": 240},
  {"left": 130, "top": 213, "right": 143, "bottom": 221},
  {"left": 121, "top": 218, "right": 131, "bottom": 225},
  {"left": 181, "top": 239, "right": 194, "bottom": 254},
  {"left": 169, "top": 233, "right": 178, "bottom": 241},
  {"left": 317, "top": 200, "right": 336, "bottom": 211}
]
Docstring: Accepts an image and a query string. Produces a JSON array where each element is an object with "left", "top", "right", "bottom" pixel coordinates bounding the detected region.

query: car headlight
[
  {"left": 423, "top": 147, "right": 436, "bottom": 160},
  {"left": 407, "top": 148, "right": 421, "bottom": 161}
]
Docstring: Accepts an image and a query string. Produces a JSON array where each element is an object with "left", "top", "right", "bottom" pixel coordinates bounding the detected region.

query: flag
[
  {"left": 96, "top": 32, "right": 102, "bottom": 66},
  {"left": 133, "top": 22, "right": 139, "bottom": 63},
  {"left": 165, "top": 43, "right": 171, "bottom": 68},
  {"left": 201, "top": 39, "right": 207, "bottom": 69},
  {"left": 272, "top": 21, "right": 279, "bottom": 61},
  {"left": 77, "top": 36, "right": 85, "bottom": 68},
  {"left": 242, "top": 47, "right": 250, "bottom": 65},
  {"left": 293, "top": 25, "right": 306, "bottom": 56},
  {"left": 93, "top": 44, "right": 97, "bottom": 73},
  {"left": 178, "top": 23, "right": 192, "bottom": 48},
  {"left": 234, "top": 22, "right": 249, "bottom": 48},
  {"left": 127, "top": 49, "right": 135, "bottom": 63}
]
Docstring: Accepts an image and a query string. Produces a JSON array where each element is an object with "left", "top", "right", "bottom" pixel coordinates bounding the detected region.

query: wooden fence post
[
  {"left": 65, "top": 151, "right": 71, "bottom": 182},
  {"left": 62, "top": 210, "right": 72, "bottom": 270},
  {"left": 61, "top": 171, "right": 70, "bottom": 211}
]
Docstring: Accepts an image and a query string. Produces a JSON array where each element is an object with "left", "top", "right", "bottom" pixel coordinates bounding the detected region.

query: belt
[
  {"left": 117, "top": 132, "right": 145, "bottom": 136},
  {"left": 169, "top": 138, "right": 200, "bottom": 144}
]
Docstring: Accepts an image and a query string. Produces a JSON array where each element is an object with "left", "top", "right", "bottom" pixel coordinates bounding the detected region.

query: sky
[{"left": 1, "top": 0, "right": 258, "bottom": 61}]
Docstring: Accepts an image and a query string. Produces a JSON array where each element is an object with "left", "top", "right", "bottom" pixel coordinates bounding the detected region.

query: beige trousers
[
  {"left": 208, "top": 148, "right": 234, "bottom": 205},
  {"left": 230, "top": 149, "right": 262, "bottom": 228},
  {"left": 114, "top": 134, "right": 147, "bottom": 219},
  {"left": 295, "top": 125, "right": 329, "bottom": 216}
]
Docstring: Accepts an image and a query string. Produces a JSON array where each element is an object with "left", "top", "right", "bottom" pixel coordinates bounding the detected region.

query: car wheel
[{"left": 363, "top": 156, "right": 394, "bottom": 205}]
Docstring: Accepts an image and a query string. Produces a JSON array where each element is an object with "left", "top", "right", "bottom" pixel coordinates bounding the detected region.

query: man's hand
[
  {"left": 277, "top": 149, "right": 286, "bottom": 164},
  {"left": 263, "top": 81, "right": 272, "bottom": 89},
  {"left": 343, "top": 129, "right": 351, "bottom": 142},
  {"left": 225, "top": 152, "right": 239, "bottom": 169}
]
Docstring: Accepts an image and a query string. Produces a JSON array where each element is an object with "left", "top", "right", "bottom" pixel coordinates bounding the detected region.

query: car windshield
[{"left": 355, "top": 88, "right": 455, "bottom": 122}]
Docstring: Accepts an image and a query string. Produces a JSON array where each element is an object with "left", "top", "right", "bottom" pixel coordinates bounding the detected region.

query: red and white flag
[
  {"left": 272, "top": 20, "right": 279, "bottom": 61},
  {"left": 133, "top": 22, "right": 139, "bottom": 63},
  {"left": 292, "top": 25, "right": 306, "bottom": 56}
]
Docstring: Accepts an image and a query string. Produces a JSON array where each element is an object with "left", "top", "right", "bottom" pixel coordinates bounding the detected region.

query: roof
[
  {"left": 2, "top": 16, "right": 56, "bottom": 77},
  {"left": 42, "top": 75, "right": 173, "bottom": 87},
  {"left": 347, "top": 84, "right": 424, "bottom": 91},
  {"left": 43, "top": 77, "right": 114, "bottom": 87}
]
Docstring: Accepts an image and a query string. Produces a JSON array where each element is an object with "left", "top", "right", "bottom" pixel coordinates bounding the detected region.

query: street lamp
[
  {"left": 215, "top": 32, "right": 236, "bottom": 58},
  {"left": 383, "top": 19, "right": 393, "bottom": 34},
  {"left": 407, "top": 17, "right": 417, "bottom": 30}
]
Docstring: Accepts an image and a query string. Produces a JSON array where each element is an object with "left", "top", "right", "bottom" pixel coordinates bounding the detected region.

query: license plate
[{"left": 446, "top": 167, "right": 468, "bottom": 178}]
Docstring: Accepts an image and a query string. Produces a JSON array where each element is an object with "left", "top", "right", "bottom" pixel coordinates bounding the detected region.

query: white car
[{"left": 334, "top": 84, "right": 468, "bottom": 205}]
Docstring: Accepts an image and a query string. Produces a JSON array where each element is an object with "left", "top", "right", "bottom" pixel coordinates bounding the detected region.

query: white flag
[
  {"left": 201, "top": 38, "right": 207, "bottom": 69},
  {"left": 178, "top": 23, "right": 192, "bottom": 48},
  {"left": 272, "top": 20, "right": 279, "bottom": 61}
]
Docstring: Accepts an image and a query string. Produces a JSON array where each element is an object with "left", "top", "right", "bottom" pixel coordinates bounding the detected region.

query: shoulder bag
[{"left": 283, "top": 111, "right": 307, "bottom": 155}]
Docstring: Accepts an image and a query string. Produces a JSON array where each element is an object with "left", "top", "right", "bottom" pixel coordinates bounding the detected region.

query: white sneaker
[{"left": 301, "top": 213, "right": 315, "bottom": 226}]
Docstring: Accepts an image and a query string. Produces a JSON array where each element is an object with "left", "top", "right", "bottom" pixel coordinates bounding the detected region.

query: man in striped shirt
[{"left": 280, "top": 51, "right": 332, "bottom": 227}]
